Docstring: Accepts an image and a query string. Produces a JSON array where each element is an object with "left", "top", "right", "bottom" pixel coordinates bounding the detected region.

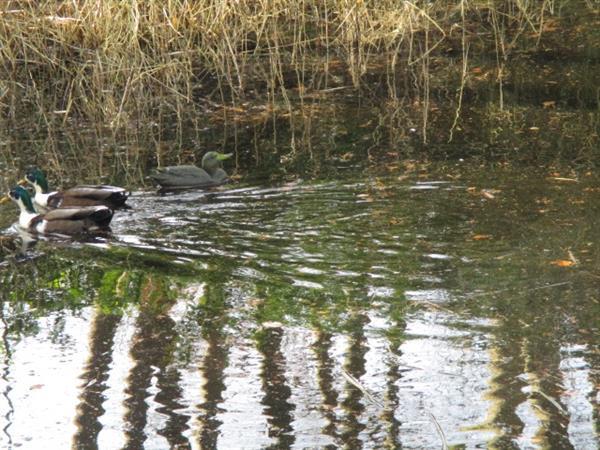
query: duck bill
[
  {"left": 18, "top": 178, "right": 29, "bottom": 186},
  {"left": 0, "top": 195, "right": 9, "bottom": 205},
  {"left": 216, "top": 152, "right": 233, "bottom": 161}
]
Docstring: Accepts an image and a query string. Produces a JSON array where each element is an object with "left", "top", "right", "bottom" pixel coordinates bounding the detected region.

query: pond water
[{"left": 0, "top": 162, "right": 598, "bottom": 449}]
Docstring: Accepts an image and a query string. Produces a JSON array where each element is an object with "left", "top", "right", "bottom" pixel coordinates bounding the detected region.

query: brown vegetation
[
  {"left": 1, "top": 1, "right": 584, "bottom": 125},
  {"left": 0, "top": 1, "right": 597, "bottom": 183}
]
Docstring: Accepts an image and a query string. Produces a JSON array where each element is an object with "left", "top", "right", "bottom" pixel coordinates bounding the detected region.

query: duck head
[
  {"left": 9, "top": 186, "right": 36, "bottom": 213},
  {"left": 25, "top": 168, "right": 49, "bottom": 194},
  {"left": 201, "top": 151, "right": 232, "bottom": 175}
]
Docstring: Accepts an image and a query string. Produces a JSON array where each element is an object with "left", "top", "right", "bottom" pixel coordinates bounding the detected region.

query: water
[{"left": 0, "top": 164, "right": 598, "bottom": 449}]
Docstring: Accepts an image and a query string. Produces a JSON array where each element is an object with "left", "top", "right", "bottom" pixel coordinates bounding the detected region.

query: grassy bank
[
  {"left": 2, "top": 1, "right": 595, "bottom": 120},
  {"left": 0, "top": 1, "right": 598, "bottom": 182}
]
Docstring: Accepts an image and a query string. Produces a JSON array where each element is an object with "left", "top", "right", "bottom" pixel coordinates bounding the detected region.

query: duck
[
  {"left": 8, "top": 186, "right": 113, "bottom": 235},
  {"left": 151, "top": 151, "right": 233, "bottom": 190},
  {"left": 25, "top": 168, "right": 129, "bottom": 211}
]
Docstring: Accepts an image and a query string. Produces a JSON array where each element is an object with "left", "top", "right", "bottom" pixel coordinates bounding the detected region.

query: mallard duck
[
  {"left": 25, "top": 168, "right": 129, "bottom": 210},
  {"left": 8, "top": 186, "right": 113, "bottom": 234},
  {"left": 151, "top": 151, "right": 233, "bottom": 190}
]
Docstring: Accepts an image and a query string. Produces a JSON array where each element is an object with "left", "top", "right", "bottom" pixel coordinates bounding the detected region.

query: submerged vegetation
[{"left": 0, "top": 0, "right": 598, "bottom": 183}]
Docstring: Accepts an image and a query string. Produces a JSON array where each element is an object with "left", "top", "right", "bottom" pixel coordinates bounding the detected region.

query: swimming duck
[
  {"left": 25, "top": 168, "right": 129, "bottom": 211},
  {"left": 8, "top": 186, "right": 113, "bottom": 234},
  {"left": 151, "top": 151, "right": 233, "bottom": 190}
]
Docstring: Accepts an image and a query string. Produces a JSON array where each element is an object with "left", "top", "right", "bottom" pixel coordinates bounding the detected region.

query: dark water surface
[{"left": 0, "top": 165, "right": 598, "bottom": 449}]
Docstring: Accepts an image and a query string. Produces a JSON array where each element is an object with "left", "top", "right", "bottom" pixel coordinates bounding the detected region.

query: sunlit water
[{"left": 0, "top": 167, "right": 598, "bottom": 449}]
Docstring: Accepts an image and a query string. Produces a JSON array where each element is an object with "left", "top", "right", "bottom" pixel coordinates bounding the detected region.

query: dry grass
[
  {"left": 0, "top": 0, "right": 597, "bottom": 188},
  {"left": 0, "top": 0, "right": 569, "bottom": 131}
]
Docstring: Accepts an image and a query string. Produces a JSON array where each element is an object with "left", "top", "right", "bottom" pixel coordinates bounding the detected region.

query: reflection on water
[
  {"left": 0, "top": 168, "right": 599, "bottom": 449},
  {"left": 74, "top": 311, "right": 121, "bottom": 447},
  {"left": 257, "top": 325, "right": 295, "bottom": 449}
]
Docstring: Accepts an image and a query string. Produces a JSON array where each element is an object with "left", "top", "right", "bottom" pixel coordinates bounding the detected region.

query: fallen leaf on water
[
  {"left": 550, "top": 260, "right": 576, "bottom": 267},
  {"left": 467, "top": 187, "right": 499, "bottom": 199},
  {"left": 481, "top": 190, "right": 496, "bottom": 199},
  {"left": 472, "top": 234, "right": 492, "bottom": 240},
  {"left": 30, "top": 384, "right": 44, "bottom": 390}
]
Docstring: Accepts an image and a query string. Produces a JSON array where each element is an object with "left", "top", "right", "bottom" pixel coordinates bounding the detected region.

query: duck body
[
  {"left": 26, "top": 168, "right": 129, "bottom": 211},
  {"left": 151, "top": 151, "right": 232, "bottom": 190},
  {"left": 9, "top": 186, "right": 113, "bottom": 235},
  {"left": 34, "top": 185, "right": 129, "bottom": 210},
  {"left": 151, "top": 165, "right": 227, "bottom": 189}
]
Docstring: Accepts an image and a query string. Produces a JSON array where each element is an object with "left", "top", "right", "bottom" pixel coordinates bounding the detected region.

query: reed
[{"left": 0, "top": 0, "right": 568, "bottom": 132}]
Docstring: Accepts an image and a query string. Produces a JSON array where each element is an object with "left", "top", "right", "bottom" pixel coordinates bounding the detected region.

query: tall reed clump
[{"left": 0, "top": 1, "right": 578, "bottom": 138}]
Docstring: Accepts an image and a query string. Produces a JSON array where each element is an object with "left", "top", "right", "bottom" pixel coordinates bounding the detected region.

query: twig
[
  {"left": 428, "top": 412, "right": 448, "bottom": 450},
  {"left": 532, "top": 388, "right": 568, "bottom": 415},
  {"left": 341, "top": 369, "right": 384, "bottom": 408},
  {"left": 449, "top": 0, "right": 468, "bottom": 143}
]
